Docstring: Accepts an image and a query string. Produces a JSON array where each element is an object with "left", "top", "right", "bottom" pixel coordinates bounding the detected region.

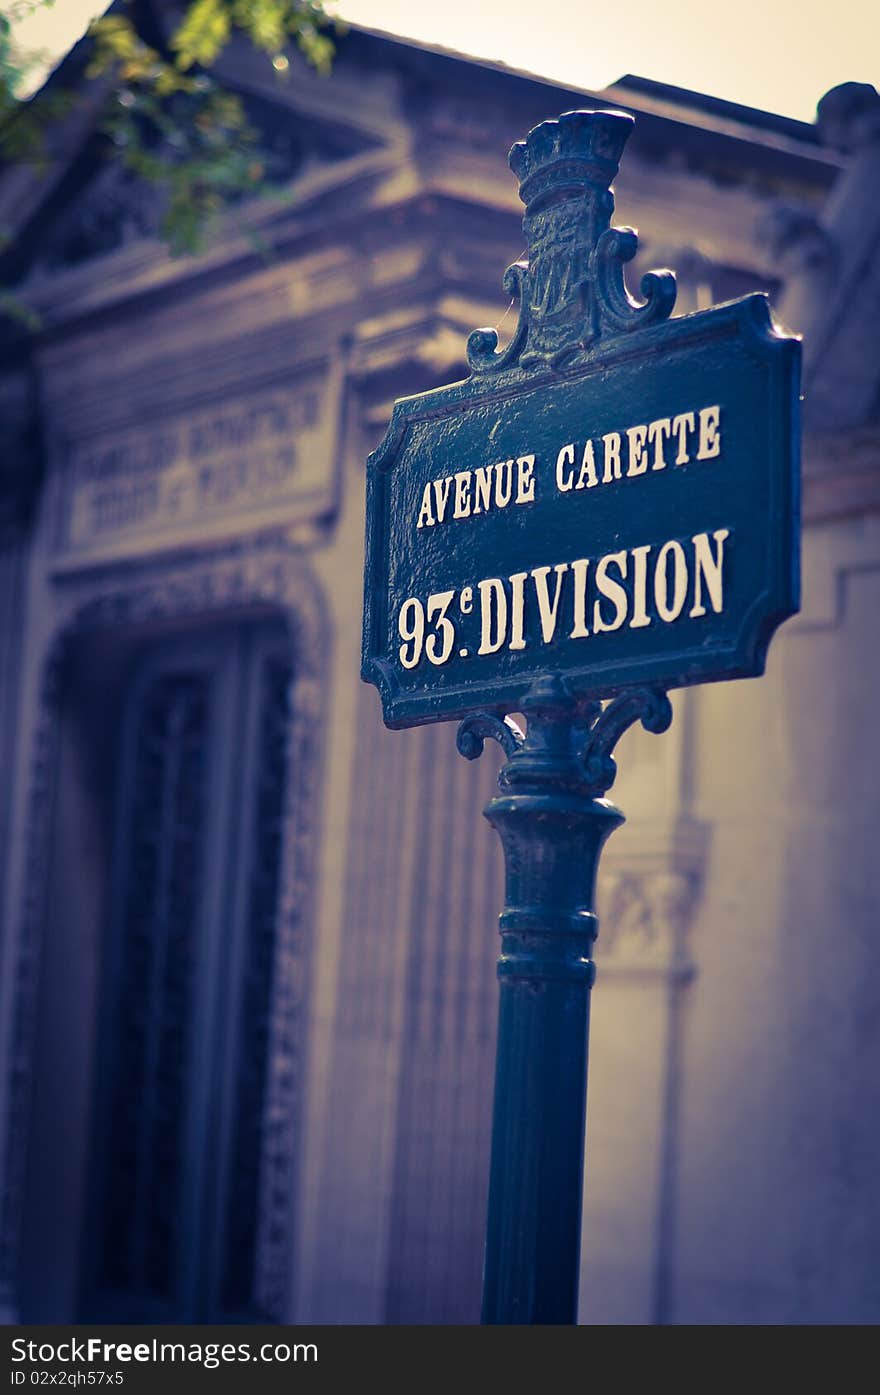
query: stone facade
[{"left": 0, "top": 19, "right": 877, "bottom": 1324}]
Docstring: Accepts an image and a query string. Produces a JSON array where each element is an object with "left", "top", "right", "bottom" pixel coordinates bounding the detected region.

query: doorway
[{"left": 80, "top": 619, "right": 294, "bottom": 1322}]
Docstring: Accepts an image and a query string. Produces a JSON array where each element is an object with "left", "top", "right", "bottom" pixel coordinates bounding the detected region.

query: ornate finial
[
  {"left": 467, "top": 109, "right": 676, "bottom": 374},
  {"left": 508, "top": 108, "right": 632, "bottom": 209}
]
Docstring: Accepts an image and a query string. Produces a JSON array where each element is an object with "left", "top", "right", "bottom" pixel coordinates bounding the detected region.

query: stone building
[{"left": 0, "top": 14, "right": 878, "bottom": 1324}]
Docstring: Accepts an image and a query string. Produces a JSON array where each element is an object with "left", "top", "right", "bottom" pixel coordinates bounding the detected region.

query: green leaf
[{"left": 1, "top": 0, "right": 338, "bottom": 264}]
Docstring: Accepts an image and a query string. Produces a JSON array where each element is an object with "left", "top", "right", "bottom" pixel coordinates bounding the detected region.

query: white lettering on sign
[
  {"left": 62, "top": 375, "right": 335, "bottom": 557},
  {"left": 415, "top": 405, "right": 722, "bottom": 527},
  {"left": 397, "top": 529, "right": 730, "bottom": 670},
  {"left": 398, "top": 400, "right": 730, "bottom": 671},
  {"left": 417, "top": 455, "right": 536, "bottom": 527}
]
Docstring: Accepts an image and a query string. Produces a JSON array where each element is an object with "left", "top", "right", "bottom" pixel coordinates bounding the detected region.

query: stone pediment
[
  {"left": 0, "top": 15, "right": 397, "bottom": 295},
  {"left": 31, "top": 159, "right": 165, "bottom": 274},
  {"left": 12, "top": 90, "right": 386, "bottom": 285}
]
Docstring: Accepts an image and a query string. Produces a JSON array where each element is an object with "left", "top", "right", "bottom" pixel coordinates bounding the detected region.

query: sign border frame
[{"left": 362, "top": 292, "right": 800, "bottom": 729}]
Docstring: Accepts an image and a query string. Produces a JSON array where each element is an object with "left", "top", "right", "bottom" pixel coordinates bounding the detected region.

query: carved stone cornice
[
  {"left": 20, "top": 146, "right": 407, "bottom": 330},
  {"left": 348, "top": 303, "right": 473, "bottom": 399},
  {"left": 349, "top": 295, "right": 505, "bottom": 412}
]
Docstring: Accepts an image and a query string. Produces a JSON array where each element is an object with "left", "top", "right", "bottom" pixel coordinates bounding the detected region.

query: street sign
[
  {"left": 361, "top": 105, "right": 801, "bottom": 1327},
  {"left": 362, "top": 109, "right": 800, "bottom": 729}
]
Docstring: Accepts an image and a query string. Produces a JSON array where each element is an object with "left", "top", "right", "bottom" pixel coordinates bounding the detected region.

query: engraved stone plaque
[{"left": 57, "top": 363, "right": 341, "bottom": 566}]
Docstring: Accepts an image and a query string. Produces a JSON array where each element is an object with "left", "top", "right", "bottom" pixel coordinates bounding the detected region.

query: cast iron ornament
[
  {"left": 361, "top": 109, "right": 801, "bottom": 1328},
  {"left": 457, "top": 680, "right": 672, "bottom": 797},
  {"left": 467, "top": 111, "right": 676, "bottom": 372},
  {"left": 362, "top": 109, "right": 800, "bottom": 729}
]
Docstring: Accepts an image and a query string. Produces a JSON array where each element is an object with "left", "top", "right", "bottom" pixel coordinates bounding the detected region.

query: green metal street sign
[
  {"left": 362, "top": 109, "right": 800, "bottom": 729},
  {"left": 361, "top": 106, "right": 801, "bottom": 1328}
]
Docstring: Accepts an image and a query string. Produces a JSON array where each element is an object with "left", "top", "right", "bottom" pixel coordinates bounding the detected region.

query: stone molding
[{"left": 0, "top": 537, "right": 328, "bottom": 1321}]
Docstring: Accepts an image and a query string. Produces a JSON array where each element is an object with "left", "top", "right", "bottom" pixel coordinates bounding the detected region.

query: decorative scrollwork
[
  {"left": 467, "top": 110, "right": 676, "bottom": 376},
  {"left": 457, "top": 711, "right": 526, "bottom": 761},
  {"left": 592, "top": 227, "right": 677, "bottom": 336},
  {"left": 578, "top": 687, "right": 673, "bottom": 795},
  {"left": 466, "top": 262, "right": 530, "bottom": 373},
  {"left": 457, "top": 688, "right": 671, "bottom": 794}
]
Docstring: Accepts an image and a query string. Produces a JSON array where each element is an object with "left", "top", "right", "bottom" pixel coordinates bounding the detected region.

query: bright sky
[{"left": 11, "top": 0, "right": 880, "bottom": 122}]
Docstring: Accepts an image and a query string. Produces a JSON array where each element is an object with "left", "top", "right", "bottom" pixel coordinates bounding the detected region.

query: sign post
[{"left": 362, "top": 108, "right": 800, "bottom": 1324}]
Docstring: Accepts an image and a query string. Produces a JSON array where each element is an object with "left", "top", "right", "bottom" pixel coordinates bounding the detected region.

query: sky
[{"left": 10, "top": 0, "right": 880, "bottom": 122}]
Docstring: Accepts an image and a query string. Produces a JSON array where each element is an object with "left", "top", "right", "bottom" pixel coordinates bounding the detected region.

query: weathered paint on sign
[{"left": 362, "top": 110, "right": 800, "bottom": 728}]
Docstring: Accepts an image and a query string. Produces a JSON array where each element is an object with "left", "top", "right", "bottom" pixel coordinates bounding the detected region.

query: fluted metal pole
[{"left": 458, "top": 679, "right": 671, "bottom": 1324}]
